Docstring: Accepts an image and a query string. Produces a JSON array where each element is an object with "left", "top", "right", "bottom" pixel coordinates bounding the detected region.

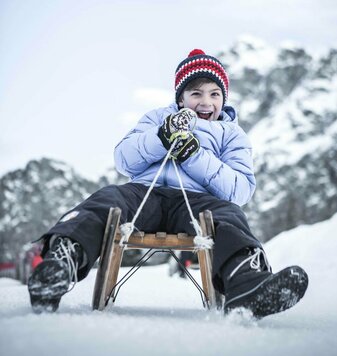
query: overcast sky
[{"left": 1, "top": 0, "right": 336, "bottom": 180}]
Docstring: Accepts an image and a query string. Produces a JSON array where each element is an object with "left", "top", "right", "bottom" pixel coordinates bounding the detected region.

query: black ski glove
[
  {"left": 158, "top": 108, "right": 199, "bottom": 162},
  {"left": 170, "top": 133, "right": 199, "bottom": 162}
]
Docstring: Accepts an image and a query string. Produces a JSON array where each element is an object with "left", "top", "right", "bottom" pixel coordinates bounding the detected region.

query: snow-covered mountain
[
  {"left": 1, "top": 213, "right": 337, "bottom": 356},
  {"left": 218, "top": 36, "right": 337, "bottom": 241},
  {"left": 0, "top": 158, "right": 101, "bottom": 261}
]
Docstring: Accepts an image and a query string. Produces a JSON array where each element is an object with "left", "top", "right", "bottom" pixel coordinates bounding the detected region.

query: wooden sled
[{"left": 92, "top": 207, "right": 223, "bottom": 311}]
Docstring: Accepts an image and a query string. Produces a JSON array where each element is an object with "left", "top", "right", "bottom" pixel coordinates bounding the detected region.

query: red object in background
[
  {"left": 0, "top": 262, "right": 16, "bottom": 270},
  {"left": 32, "top": 255, "right": 43, "bottom": 269},
  {"left": 185, "top": 260, "right": 192, "bottom": 268},
  {"left": 0, "top": 262, "right": 16, "bottom": 279}
]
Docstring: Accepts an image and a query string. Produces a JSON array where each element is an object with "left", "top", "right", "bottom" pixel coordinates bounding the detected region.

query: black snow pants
[{"left": 40, "top": 183, "right": 262, "bottom": 294}]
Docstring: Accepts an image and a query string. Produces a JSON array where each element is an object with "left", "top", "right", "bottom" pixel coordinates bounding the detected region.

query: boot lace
[
  {"left": 228, "top": 248, "right": 271, "bottom": 281},
  {"left": 49, "top": 237, "right": 80, "bottom": 291}
]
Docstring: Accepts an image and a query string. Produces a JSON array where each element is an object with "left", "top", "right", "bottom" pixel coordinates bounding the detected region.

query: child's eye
[{"left": 191, "top": 92, "right": 200, "bottom": 96}]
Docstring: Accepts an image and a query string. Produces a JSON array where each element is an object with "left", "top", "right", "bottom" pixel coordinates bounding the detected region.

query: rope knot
[
  {"left": 190, "top": 215, "right": 214, "bottom": 251},
  {"left": 193, "top": 235, "right": 214, "bottom": 251},
  {"left": 119, "top": 222, "right": 134, "bottom": 246}
]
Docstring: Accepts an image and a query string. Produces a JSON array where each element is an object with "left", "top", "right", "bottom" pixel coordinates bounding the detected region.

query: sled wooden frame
[{"left": 92, "top": 207, "right": 223, "bottom": 311}]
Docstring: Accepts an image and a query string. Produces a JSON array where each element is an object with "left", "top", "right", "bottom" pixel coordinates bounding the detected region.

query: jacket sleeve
[
  {"left": 114, "top": 110, "right": 168, "bottom": 177},
  {"left": 180, "top": 123, "right": 256, "bottom": 206}
]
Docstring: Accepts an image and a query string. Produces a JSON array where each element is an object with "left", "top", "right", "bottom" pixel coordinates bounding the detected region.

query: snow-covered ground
[{"left": 1, "top": 214, "right": 337, "bottom": 356}]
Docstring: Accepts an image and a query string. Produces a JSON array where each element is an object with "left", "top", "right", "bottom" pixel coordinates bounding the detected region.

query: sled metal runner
[
  {"left": 92, "top": 207, "right": 223, "bottom": 311},
  {"left": 108, "top": 249, "right": 209, "bottom": 308}
]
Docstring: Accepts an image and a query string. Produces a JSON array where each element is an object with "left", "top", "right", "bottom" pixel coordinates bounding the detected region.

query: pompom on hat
[{"left": 175, "top": 49, "right": 229, "bottom": 106}]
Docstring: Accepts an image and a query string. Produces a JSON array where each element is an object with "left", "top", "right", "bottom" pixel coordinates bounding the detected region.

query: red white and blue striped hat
[{"left": 175, "top": 49, "right": 229, "bottom": 105}]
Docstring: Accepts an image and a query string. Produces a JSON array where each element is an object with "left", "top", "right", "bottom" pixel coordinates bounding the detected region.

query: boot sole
[
  {"left": 28, "top": 259, "right": 70, "bottom": 313},
  {"left": 224, "top": 266, "right": 309, "bottom": 318}
]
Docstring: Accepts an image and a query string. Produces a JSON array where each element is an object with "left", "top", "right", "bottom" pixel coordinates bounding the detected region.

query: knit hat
[{"left": 175, "top": 49, "right": 229, "bottom": 105}]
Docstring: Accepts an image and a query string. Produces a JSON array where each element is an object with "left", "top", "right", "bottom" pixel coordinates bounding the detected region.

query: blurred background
[{"left": 1, "top": 0, "right": 336, "bottom": 281}]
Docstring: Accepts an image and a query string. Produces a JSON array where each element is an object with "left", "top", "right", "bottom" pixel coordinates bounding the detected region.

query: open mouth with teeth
[{"left": 197, "top": 111, "right": 213, "bottom": 120}]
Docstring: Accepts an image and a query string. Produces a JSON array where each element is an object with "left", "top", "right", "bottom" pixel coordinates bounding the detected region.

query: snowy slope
[{"left": 1, "top": 215, "right": 337, "bottom": 356}]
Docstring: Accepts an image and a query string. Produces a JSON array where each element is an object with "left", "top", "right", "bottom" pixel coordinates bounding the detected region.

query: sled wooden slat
[
  {"left": 92, "top": 207, "right": 222, "bottom": 311},
  {"left": 115, "top": 232, "right": 196, "bottom": 250},
  {"left": 128, "top": 231, "right": 190, "bottom": 239}
]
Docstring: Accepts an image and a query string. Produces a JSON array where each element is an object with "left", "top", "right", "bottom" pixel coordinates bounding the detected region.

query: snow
[
  {"left": 304, "top": 76, "right": 337, "bottom": 113},
  {"left": 1, "top": 214, "right": 337, "bottom": 355},
  {"left": 249, "top": 76, "right": 337, "bottom": 170},
  {"left": 238, "top": 98, "right": 260, "bottom": 119},
  {"left": 223, "top": 35, "right": 277, "bottom": 78}
]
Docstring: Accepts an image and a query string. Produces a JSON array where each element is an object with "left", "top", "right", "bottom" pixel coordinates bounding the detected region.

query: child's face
[{"left": 178, "top": 82, "right": 223, "bottom": 121}]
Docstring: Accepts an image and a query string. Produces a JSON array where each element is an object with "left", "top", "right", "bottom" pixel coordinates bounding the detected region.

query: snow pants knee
[{"left": 39, "top": 183, "right": 262, "bottom": 288}]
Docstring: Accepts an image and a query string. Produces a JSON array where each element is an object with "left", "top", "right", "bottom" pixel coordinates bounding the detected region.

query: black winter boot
[
  {"left": 222, "top": 248, "right": 308, "bottom": 318},
  {"left": 28, "top": 236, "right": 84, "bottom": 313}
]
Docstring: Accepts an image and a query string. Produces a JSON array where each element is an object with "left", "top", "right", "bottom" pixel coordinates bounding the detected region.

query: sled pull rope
[
  {"left": 119, "top": 140, "right": 178, "bottom": 246},
  {"left": 171, "top": 159, "right": 214, "bottom": 250},
  {"left": 119, "top": 136, "right": 214, "bottom": 250}
]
